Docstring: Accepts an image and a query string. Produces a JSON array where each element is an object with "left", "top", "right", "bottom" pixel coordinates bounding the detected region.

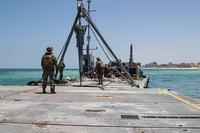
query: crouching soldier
[{"left": 41, "top": 46, "right": 57, "bottom": 93}]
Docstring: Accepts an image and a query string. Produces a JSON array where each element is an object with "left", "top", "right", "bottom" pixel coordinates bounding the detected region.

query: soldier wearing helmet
[
  {"left": 95, "top": 57, "right": 104, "bottom": 85},
  {"left": 46, "top": 46, "right": 53, "bottom": 52},
  {"left": 41, "top": 46, "right": 57, "bottom": 93}
]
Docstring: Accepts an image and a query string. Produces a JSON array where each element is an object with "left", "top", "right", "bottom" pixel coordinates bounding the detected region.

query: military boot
[
  {"left": 50, "top": 86, "right": 56, "bottom": 94},
  {"left": 43, "top": 88, "right": 46, "bottom": 94},
  {"left": 51, "top": 88, "right": 56, "bottom": 94},
  {"left": 42, "top": 83, "right": 47, "bottom": 94}
]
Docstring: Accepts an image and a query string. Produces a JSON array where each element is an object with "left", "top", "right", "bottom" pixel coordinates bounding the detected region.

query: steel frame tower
[{"left": 57, "top": 0, "right": 135, "bottom": 86}]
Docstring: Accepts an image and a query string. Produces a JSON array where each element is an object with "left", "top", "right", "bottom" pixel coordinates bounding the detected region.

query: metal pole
[
  {"left": 81, "top": 8, "right": 135, "bottom": 86},
  {"left": 129, "top": 44, "right": 133, "bottom": 65},
  {"left": 77, "top": 1, "right": 84, "bottom": 86},
  {"left": 56, "top": 11, "right": 80, "bottom": 78},
  {"left": 58, "top": 11, "right": 80, "bottom": 67},
  {"left": 75, "top": 25, "right": 85, "bottom": 86},
  {"left": 87, "top": 0, "right": 91, "bottom": 76}
]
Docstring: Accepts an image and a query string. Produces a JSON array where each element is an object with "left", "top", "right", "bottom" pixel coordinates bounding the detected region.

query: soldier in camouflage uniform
[
  {"left": 95, "top": 57, "right": 104, "bottom": 85},
  {"left": 59, "top": 62, "right": 65, "bottom": 81},
  {"left": 41, "top": 46, "right": 57, "bottom": 93}
]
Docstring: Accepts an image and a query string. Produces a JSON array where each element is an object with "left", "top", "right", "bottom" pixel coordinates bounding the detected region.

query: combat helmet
[
  {"left": 46, "top": 46, "right": 53, "bottom": 52},
  {"left": 96, "top": 57, "right": 101, "bottom": 61}
]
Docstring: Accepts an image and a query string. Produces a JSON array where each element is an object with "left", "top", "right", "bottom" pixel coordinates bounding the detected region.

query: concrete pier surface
[{"left": 0, "top": 82, "right": 200, "bottom": 133}]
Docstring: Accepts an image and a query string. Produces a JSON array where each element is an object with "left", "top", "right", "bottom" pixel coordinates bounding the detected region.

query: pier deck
[{"left": 0, "top": 82, "right": 199, "bottom": 133}]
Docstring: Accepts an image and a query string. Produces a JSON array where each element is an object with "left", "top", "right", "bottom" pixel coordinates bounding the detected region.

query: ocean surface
[{"left": 0, "top": 68, "right": 199, "bottom": 99}]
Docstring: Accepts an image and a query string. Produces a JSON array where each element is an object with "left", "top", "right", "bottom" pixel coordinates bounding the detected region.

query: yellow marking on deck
[{"left": 158, "top": 88, "right": 200, "bottom": 110}]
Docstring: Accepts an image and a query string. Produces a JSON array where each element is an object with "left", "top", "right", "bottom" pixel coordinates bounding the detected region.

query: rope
[{"left": 90, "top": 27, "right": 112, "bottom": 62}]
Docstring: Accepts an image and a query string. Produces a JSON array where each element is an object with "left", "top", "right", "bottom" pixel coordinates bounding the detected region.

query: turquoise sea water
[
  {"left": 144, "top": 69, "right": 200, "bottom": 99},
  {"left": 0, "top": 69, "right": 79, "bottom": 86},
  {"left": 0, "top": 69, "right": 199, "bottom": 99}
]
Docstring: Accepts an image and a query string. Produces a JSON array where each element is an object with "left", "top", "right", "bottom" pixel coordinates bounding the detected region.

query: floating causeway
[{"left": 0, "top": 81, "right": 199, "bottom": 133}]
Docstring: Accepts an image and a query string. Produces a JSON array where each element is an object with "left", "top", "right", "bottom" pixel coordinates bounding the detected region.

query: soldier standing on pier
[
  {"left": 41, "top": 46, "right": 57, "bottom": 94},
  {"left": 59, "top": 62, "right": 65, "bottom": 81},
  {"left": 95, "top": 57, "right": 104, "bottom": 85}
]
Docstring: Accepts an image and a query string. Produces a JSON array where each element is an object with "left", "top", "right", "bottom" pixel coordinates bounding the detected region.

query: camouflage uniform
[
  {"left": 59, "top": 62, "right": 65, "bottom": 81},
  {"left": 95, "top": 57, "right": 104, "bottom": 85},
  {"left": 41, "top": 46, "right": 57, "bottom": 93}
]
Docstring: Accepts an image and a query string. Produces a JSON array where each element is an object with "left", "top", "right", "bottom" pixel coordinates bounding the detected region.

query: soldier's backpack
[
  {"left": 42, "top": 54, "right": 55, "bottom": 69},
  {"left": 99, "top": 61, "right": 104, "bottom": 68}
]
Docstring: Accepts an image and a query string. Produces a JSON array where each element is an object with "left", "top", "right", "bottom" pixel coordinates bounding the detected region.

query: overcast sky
[{"left": 0, "top": 0, "right": 200, "bottom": 68}]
